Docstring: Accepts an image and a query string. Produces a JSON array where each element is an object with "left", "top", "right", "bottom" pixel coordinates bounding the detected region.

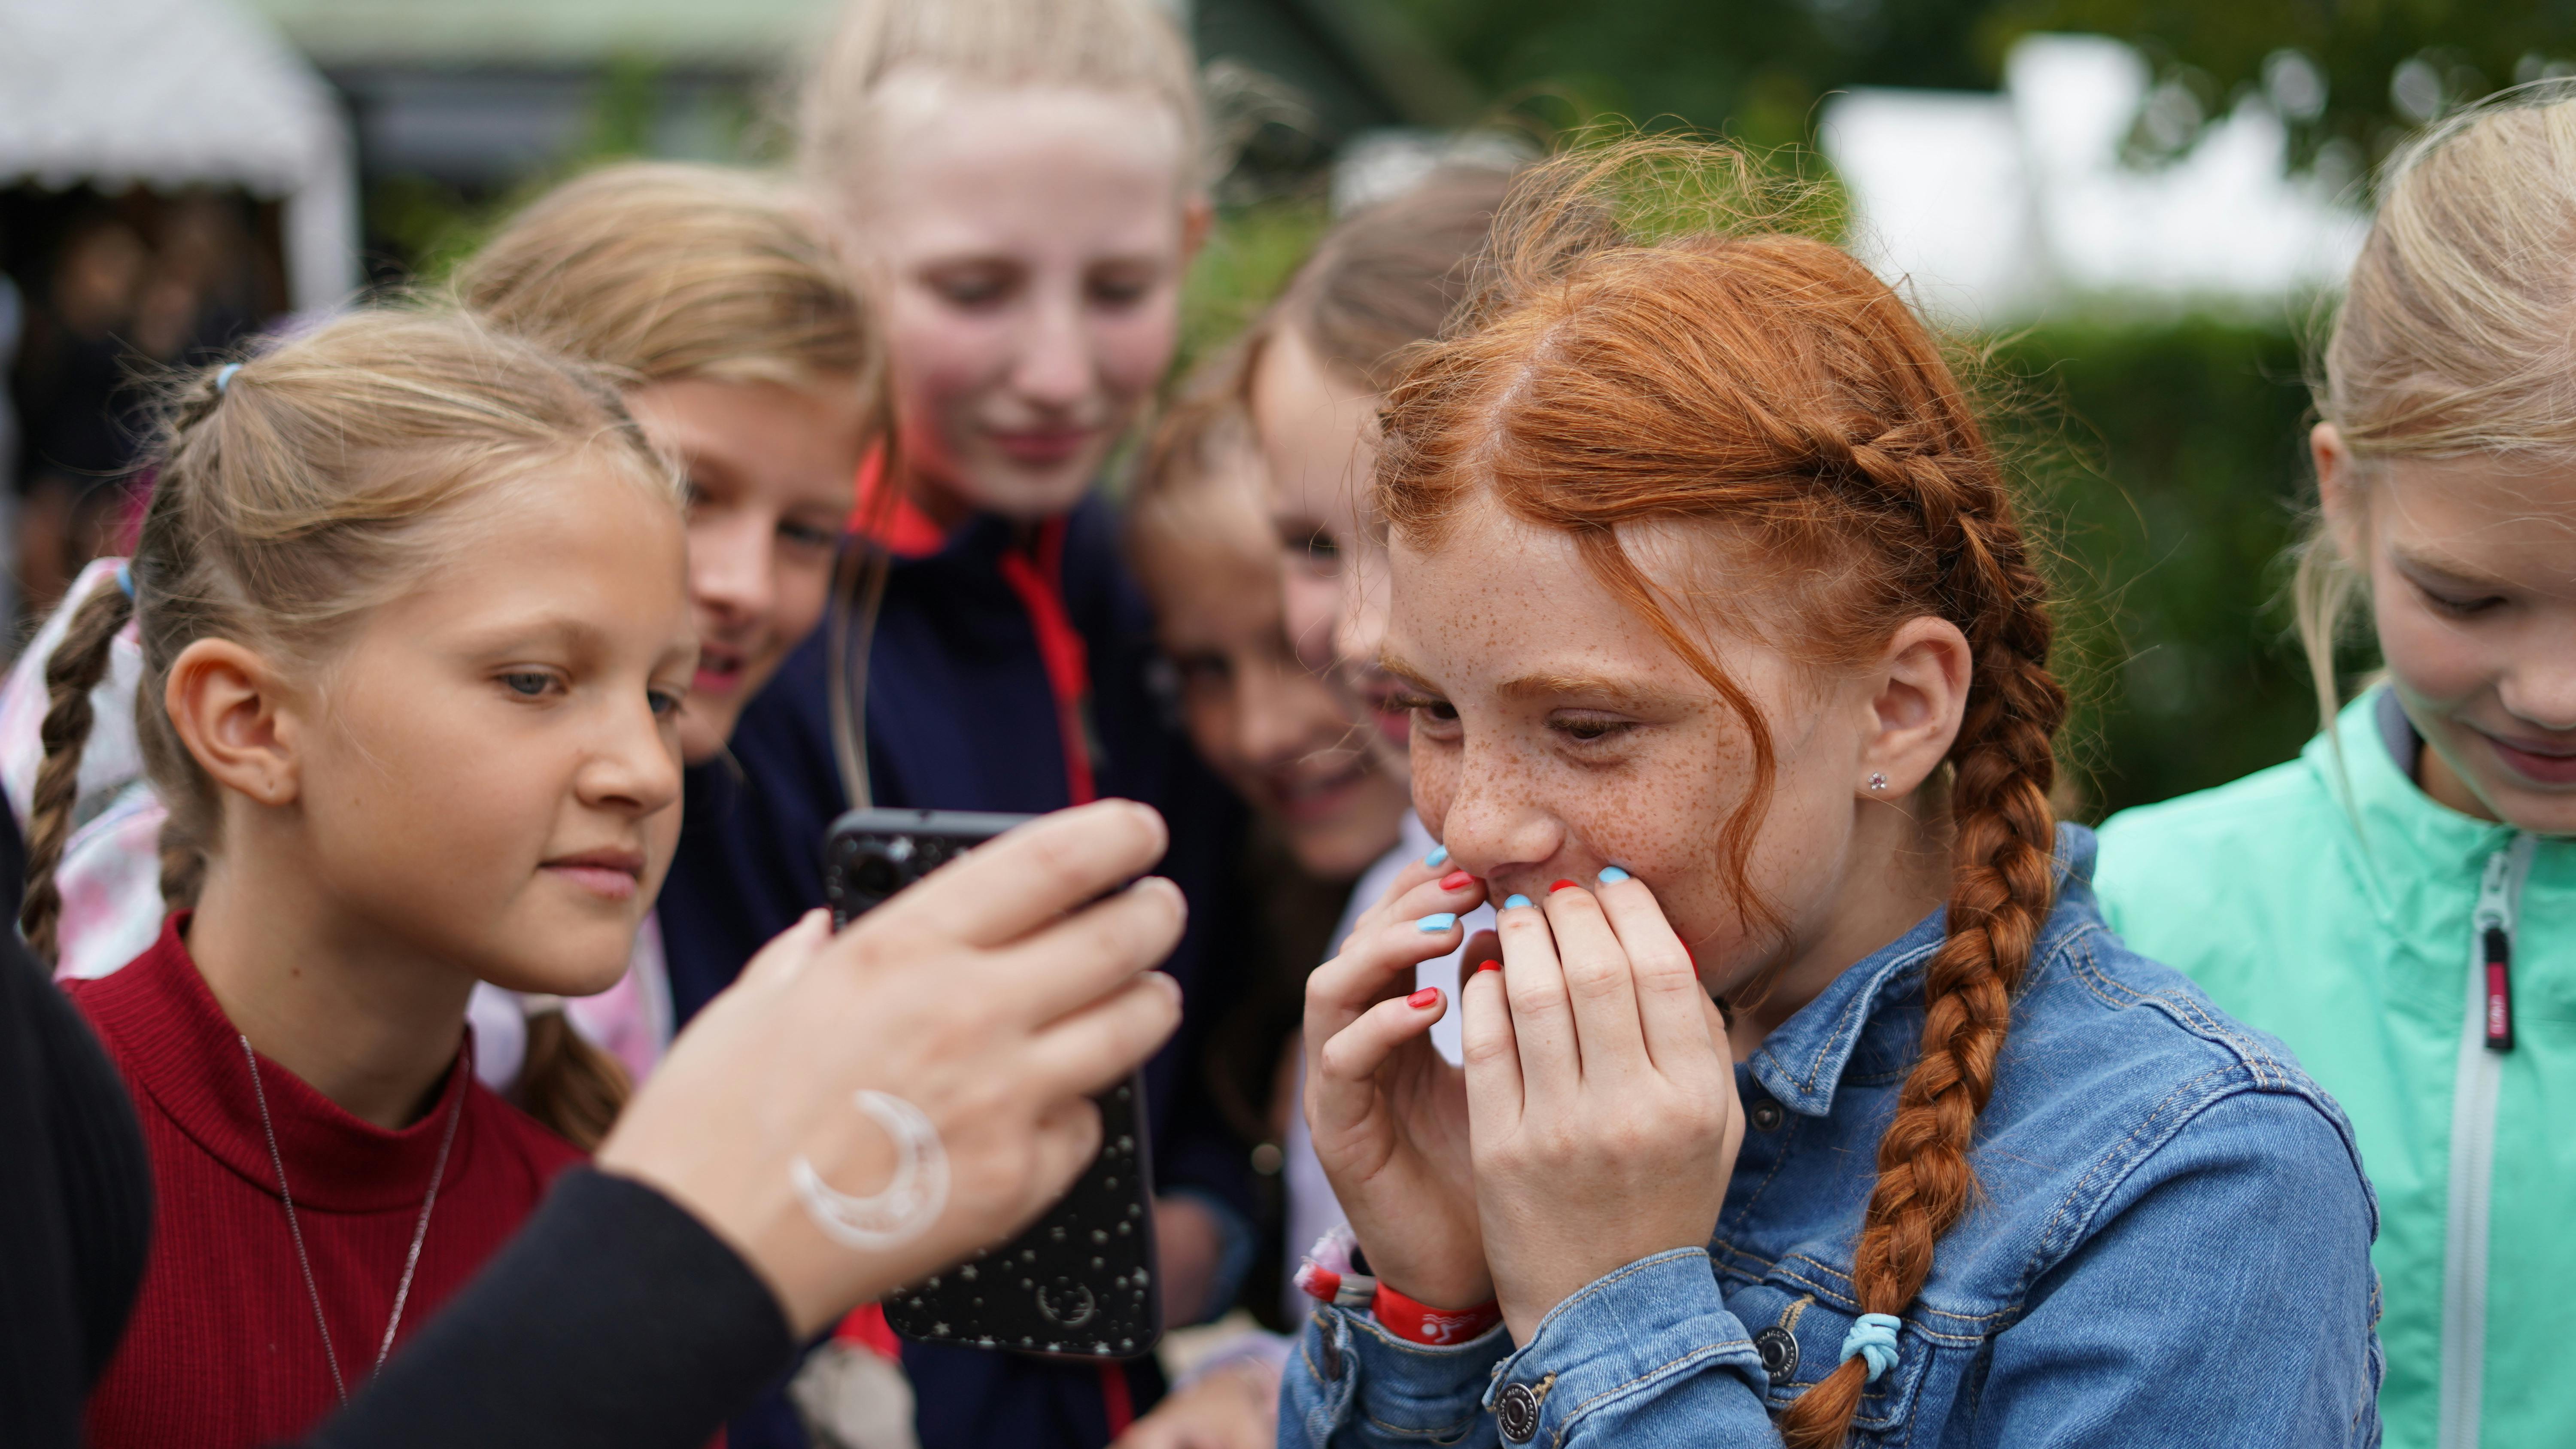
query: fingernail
[
  {"left": 1597, "top": 866, "right": 1631, "bottom": 884},
  {"left": 1475, "top": 957, "right": 1503, "bottom": 973},
  {"left": 1548, "top": 879, "right": 1580, "bottom": 893},
  {"left": 1502, "top": 893, "right": 1533, "bottom": 910},
  {"left": 1407, "top": 986, "right": 1441, "bottom": 1009},
  {"left": 1439, "top": 870, "right": 1475, "bottom": 891},
  {"left": 1416, "top": 913, "right": 1459, "bottom": 932},
  {"left": 1424, "top": 844, "right": 1449, "bottom": 869}
]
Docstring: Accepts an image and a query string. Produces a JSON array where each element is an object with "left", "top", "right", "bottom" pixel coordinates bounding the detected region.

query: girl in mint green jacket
[{"left": 2095, "top": 88, "right": 2576, "bottom": 1449}]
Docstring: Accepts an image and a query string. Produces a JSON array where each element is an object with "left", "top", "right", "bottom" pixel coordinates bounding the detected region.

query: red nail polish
[
  {"left": 1439, "top": 870, "right": 1474, "bottom": 891},
  {"left": 1407, "top": 986, "right": 1441, "bottom": 1009},
  {"left": 1549, "top": 879, "right": 1580, "bottom": 893},
  {"left": 1475, "top": 958, "right": 1503, "bottom": 973}
]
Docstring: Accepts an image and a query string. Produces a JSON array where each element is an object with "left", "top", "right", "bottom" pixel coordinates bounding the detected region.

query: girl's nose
[
  {"left": 1009, "top": 298, "right": 1093, "bottom": 410},
  {"left": 692, "top": 511, "right": 775, "bottom": 627}
]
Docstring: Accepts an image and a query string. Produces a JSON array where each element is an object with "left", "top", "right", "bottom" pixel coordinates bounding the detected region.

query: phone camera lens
[{"left": 853, "top": 850, "right": 902, "bottom": 898}]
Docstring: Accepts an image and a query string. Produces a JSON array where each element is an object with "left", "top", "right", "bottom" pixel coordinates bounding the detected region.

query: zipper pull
[
  {"left": 2475, "top": 843, "right": 2521, "bottom": 1054},
  {"left": 2484, "top": 924, "right": 2515, "bottom": 1053}
]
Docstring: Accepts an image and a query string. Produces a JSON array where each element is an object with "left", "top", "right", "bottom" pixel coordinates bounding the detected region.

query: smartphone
[{"left": 823, "top": 808, "right": 1163, "bottom": 1361}]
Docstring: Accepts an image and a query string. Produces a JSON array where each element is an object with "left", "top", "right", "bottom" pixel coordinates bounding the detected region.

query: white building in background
[{"left": 1822, "top": 33, "right": 2369, "bottom": 327}]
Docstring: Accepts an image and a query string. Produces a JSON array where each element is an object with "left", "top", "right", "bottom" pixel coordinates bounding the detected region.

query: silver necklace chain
[{"left": 239, "top": 1033, "right": 463, "bottom": 1406}]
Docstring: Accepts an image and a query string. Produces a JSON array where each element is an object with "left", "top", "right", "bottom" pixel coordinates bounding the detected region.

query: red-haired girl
[{"left": 1285, "top": 143, "right": 2380, "bottom": 1448}]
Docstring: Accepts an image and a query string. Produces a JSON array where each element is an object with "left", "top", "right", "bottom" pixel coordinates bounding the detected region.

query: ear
[
  {"left": 163, "top": 639, "right": 305, "bottom": 808},
  {"left": 1857, "top": 616, "right": 1974, "bottom": 800},
  {"left": 1179, "top": 194, "right": 1214, "bottom": 265},
  {"left": 2311, "top": 422, "right": 2366, "bottom": 563}
]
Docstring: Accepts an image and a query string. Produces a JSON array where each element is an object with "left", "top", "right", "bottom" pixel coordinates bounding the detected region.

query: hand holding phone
[{"left": 824, "top": 808, "right": 1166, "bottom": 1360}]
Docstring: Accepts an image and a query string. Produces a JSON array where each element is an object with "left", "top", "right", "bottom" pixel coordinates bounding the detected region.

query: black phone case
[{"left": 823, "top": 808, "right": 1164, "bottom": 1361}]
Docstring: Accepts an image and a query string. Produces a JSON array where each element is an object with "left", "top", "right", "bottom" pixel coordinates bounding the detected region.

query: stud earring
[{"left": 1867, "top": 772, "right": 1888, "bottom": 792}]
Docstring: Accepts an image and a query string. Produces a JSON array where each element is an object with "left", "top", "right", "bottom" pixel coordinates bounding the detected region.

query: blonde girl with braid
[
  {"left": 37, "top": 310, "right": 702, "bottom": 1448},
  {"left": 2094, "top": 87, "right": 2576, "bottom": 1449},
  {"left": 1, "top": 160, "right": 877, "bottom": 1137},
  {"left": 1284, "top": 140, "right": 2380, "bottom": 1448}
]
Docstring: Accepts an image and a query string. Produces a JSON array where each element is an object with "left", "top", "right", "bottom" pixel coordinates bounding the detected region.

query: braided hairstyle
[
  {"left": 1376, "top": 139, "right": 2064, "bottom": 1448},
  {"left": 20, "top": 308, "right": 676, "bottom": 1146}
]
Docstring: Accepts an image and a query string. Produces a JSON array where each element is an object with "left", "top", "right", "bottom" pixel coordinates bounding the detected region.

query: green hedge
[{"left": 1997, "top": 319, "right": 2329, "bottom": 820}]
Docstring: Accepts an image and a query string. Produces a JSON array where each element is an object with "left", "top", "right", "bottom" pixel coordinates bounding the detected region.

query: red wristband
[{"left": 1369, "top": 1282, "right": 1501, "bottom": 1346}]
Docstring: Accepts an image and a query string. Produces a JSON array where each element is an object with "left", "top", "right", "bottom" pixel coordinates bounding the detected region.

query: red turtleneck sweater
[{"left": 63, "top": 915, "right": 584, "bottom": 1449}]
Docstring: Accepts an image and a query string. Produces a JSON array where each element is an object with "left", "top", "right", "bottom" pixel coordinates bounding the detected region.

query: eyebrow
[
  {"left": 2389, "top": 544, "right": 2511, "bottom": 592},
  {"left": 1495, "top": 671, "right": 1666, "bottom": 709},
  {"left": 1376, "top": 651, "right": 1440, "bottom": 693},
  {"left": 448, "top": 612, "right": 615, "bottom": 661},
  {"left": 1375, "top": 652, "right": 1666, "bottom": 709}
]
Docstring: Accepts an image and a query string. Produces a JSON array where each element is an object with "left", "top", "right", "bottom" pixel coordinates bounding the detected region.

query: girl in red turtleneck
[{"left": 24, "top": 310, "right": 699, "bottom": 1449}]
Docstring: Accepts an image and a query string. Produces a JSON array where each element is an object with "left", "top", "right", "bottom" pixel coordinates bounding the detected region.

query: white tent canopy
[{"left": 0, "top": 0, "right": 356, "bottom": 311}]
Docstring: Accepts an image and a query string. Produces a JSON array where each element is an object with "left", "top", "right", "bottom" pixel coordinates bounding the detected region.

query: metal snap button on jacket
[
  {"left": 1749, "top": 1099, "right": 1786, "bottom": 1132},
  {"left": 1496, "top": 1380, "right": 1541, "bottom": 1442},
  {"left": 1753, "top": 1324, "right": 1800, "bottom": 1383}
]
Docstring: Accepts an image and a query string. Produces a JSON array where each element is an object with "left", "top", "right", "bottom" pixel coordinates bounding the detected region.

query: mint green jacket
[{"left": 2096, "top": 690, "right": 2576, "bottom": 1449}]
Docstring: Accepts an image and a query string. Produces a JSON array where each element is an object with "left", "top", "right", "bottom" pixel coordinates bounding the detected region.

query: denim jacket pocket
[{"left": 1730, "top": 1273, "right": 1986, "bottom": 1445}]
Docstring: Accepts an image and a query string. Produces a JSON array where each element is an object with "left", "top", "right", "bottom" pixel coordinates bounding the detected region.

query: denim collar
[{"left": 1745, "top": 824, "right": 2099, "bottom": 1119}]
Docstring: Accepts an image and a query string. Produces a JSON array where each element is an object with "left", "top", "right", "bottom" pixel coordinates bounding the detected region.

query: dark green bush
[{"left": 1996, "top": 318, "right": 2329, "bottom": 820}]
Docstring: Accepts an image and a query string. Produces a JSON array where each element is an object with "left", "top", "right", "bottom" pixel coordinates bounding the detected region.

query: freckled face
[
  {"left": 2351, "top": 452, "right": 2576, "bottom": 829},
  {"left": 1387, "top": 500, "right": 1881, "bottom": 989}
]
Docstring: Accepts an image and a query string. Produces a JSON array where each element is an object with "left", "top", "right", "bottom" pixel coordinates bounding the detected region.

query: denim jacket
[{"left": 1280, "top": 826, "right": 2383, "bottom": 1448}]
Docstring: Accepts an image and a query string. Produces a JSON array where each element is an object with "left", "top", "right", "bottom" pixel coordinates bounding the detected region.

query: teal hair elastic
[
  {"left": 214, "top": 362, "right": 242, "bottom": 393},
  {"left": 115, "top": 563, "right": 134, "bottom": 600},
  {"left": 1840, "top": 1313, "right": 1902, "bottom": 1383}
]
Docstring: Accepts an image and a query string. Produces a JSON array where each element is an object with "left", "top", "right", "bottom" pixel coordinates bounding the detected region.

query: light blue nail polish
[
  {"left": 1423, "top": 844, "right": 1449, "bottom": 869},
  {"left": 1502, "top": 894, "right": 1533, "bottom": 910},
  {"left": 1598, "top": 866, "right": 1632, "bottom": 884},
  {"left": 1416, "top": 913, "right": 1458, "bottom": 932}
]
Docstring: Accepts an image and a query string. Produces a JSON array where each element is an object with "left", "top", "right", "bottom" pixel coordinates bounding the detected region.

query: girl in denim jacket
[{"left": 1281, "top": 140, "right": 2382, "bottom": 1449}]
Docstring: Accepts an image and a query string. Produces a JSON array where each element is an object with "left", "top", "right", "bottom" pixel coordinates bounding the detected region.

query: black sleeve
[
  {"left": 298, "top": 1168, "right": 797, "bottom": 1449},
  {"left": 0, "top": 933, "right": 152, "bottom": 1449}
]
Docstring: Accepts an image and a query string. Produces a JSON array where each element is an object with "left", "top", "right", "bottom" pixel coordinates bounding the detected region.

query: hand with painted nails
[
  {"left": 1302, "top": 845, "right": 1497, "bottom": 1312},
  {"left": 1463, "top": 869, "right": 1741, "bottom": 1343}
]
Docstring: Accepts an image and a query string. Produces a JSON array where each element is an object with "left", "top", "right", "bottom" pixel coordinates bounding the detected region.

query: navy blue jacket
[{"left": 657, "top": 494, "right": 1254, "bottom": 1449}]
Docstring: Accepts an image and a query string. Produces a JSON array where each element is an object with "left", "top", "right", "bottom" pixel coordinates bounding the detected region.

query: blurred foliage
[
  {"left": 1379, "top": 0, "right": 1999, "bottom": 149},
  {"left": 1995, "top": 0, "right": 2576, "bottom": 170},
  {"left": 1175, "top": 192, "right": 1332, "bottom": 380},
  {"left": 1991, "top": 318, "right": 2325, "bottom": 817},
  {"left": 1385, "top": 0, "right": 2576, "bottom": 178}
]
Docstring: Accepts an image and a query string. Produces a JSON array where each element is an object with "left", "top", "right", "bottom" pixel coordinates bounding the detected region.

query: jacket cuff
[
  {"left": 1285, "top": 1300, "right": 1512, "bottom": 1446},
  {"left": 1481, "top": 1249, "right": 1765, "bottom": 1443}
]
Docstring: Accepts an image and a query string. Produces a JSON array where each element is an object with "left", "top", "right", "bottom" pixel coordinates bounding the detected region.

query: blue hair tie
[
  {"left": 1839, "top": 1313, "right": 1902, "bottom": 1384},
  {"left": 115, "top": 563, "right": 134, "bottom": 600},
  {"left": 213, "top": 362, "right": 241, "bottom": 393}
]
